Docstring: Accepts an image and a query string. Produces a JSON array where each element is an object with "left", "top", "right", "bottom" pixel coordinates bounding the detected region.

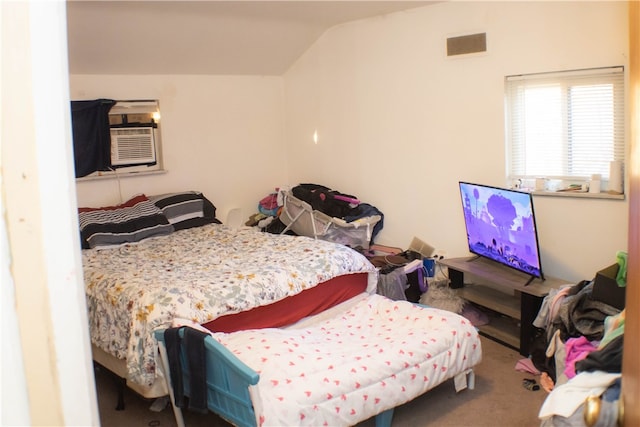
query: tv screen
[{"left": 459, "top": 182, "right": 544, "bottom": 280}]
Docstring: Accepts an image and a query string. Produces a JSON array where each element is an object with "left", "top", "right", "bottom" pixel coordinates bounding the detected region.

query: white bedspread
[
  {"left": 211, "top": 294, "right": 482, "bottom": 426},
  {"left": 82, "top": 224, "right": 377, "bottom": 387}
]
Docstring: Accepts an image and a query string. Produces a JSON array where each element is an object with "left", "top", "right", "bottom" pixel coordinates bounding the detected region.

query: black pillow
[{"left": 149, "top": 191, "right": 220, "bottom": 231}]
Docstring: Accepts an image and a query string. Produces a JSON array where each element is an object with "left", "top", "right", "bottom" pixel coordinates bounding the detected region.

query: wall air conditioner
[{"left": 110, "top": 126, "right": 157, "bottom": 167}]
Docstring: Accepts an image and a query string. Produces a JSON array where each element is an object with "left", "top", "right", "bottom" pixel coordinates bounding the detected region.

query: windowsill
[
  {"left": 530, "top": 190, "right": 625, "bottom": 200},
  {"left": 76, "top": 169, "right": 167, "bottom": 182}
]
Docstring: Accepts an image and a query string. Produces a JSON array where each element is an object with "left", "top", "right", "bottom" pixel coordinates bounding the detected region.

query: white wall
[
  {"left": 70, "top": 2, "right": 629, "bottom": 283},
  {"left": 70, "top": 74, "right": 287, "bottom": 223},
  {"left": 283, "top": 1, "right": 629, "bottom": 283}
]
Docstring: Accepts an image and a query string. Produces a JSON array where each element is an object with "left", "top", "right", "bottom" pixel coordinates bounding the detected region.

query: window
[
  {"left": 505, "top": 67, "right": 625, "bottom": 193},
  {"left": 72, "top": 99, "right": 164, "bottom": 179}
]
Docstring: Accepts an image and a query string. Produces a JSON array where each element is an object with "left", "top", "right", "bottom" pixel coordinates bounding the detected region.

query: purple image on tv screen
[{"left": 459, "top": 182, "right": 543, "bottom": 279}]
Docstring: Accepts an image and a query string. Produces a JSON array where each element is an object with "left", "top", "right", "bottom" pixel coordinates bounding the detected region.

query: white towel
[{"left": 538, "top": 371, "right": 621, "bottom": 419}]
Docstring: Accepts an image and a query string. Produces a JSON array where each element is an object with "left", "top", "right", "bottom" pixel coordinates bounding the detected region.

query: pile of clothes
[{"left": 531, "top": 254, "right": 627, "bottom": 426}]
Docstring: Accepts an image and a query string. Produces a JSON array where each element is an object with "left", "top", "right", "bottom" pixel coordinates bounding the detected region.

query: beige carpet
[{"left": 96, "top": 335, "right": 548, "bottom": 427}]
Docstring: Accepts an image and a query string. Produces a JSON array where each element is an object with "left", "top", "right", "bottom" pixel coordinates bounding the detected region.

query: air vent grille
[{"left": 447, "top": 33, "right": 487, "bottom": 56}]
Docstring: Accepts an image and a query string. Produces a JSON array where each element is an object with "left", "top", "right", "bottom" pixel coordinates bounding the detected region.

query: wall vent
[
  {"left": 110, "top": 127, "right": 157, "bottom": 166},
  {"left": 447, "top": 33, "right": 487, "bottom": 56}
]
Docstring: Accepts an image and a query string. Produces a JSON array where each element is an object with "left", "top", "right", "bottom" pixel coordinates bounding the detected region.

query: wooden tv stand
[{"left": 439, "top": 256, "right": 569, "bottom": 356}]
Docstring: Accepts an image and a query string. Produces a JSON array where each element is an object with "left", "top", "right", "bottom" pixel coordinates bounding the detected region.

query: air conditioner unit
[{"left": 110, "top": 127, "right": 157, "bottom": 167}]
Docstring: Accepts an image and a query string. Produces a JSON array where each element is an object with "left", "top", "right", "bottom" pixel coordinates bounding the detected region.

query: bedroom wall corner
[{"left": 282, "top": 1, "right": 629, "bottom": 283}]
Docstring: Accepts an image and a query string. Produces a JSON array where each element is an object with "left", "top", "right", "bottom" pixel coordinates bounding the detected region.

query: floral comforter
[{"left": 83, "top": 224, "right": 377, "bottom": 387}]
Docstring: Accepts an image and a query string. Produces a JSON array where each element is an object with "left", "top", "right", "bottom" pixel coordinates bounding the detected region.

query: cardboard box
[{"left": 592, "top": 263, "right": 625, "bottom": 310}]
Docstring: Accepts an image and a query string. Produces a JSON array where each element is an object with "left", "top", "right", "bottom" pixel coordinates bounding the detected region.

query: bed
[
  {"left": 80, "top": 190, "right": 482, "bottom": 425},
  {"left": 81, "top": 191, "right": 378, "bottom": 398},
  {"left": 156, "top": 294, "right": 481, "bottom": 427}
]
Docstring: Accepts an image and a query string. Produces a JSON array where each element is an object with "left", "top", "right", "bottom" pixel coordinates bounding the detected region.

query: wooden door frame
[{"left": 622, "top": 2, "right": 639, "bottom": 426}]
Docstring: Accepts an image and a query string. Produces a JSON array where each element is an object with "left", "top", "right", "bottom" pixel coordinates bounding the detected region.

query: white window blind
[{"left": 505, "top": 66, "right": 625, "bottom": 185}]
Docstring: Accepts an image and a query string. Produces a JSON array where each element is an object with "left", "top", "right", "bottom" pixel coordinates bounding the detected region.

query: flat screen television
[{"left": 458, "top": 182, "right": 544, "bottom": 284}]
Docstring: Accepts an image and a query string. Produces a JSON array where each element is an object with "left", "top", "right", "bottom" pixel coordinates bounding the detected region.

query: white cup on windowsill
[{"left": 589, "top": 174, "right": 601, "bottom": 194}]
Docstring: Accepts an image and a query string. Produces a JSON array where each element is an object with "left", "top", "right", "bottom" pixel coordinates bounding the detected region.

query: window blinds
[{"left": 505, "top": 66, "right": 625, "bottom": 182}]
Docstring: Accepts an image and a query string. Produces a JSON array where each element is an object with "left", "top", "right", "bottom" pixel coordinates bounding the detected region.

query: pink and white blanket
[{"left": 210, "top": 294, "right": 482, "bottom": 426}]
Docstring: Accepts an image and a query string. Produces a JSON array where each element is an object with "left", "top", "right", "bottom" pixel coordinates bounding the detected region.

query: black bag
[{"left": 292, "top": 183, "right": 357, "bottom": 218}]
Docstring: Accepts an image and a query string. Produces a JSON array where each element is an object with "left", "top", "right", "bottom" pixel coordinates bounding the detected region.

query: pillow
[
  {"left": 79, "top": 195, "right": 174, "bottom": 249},
  {"left": 149, "top": 191, "right": 220, "bottom": 231}
]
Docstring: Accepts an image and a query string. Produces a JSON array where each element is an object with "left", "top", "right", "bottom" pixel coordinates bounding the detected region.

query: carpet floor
[{"left": 96, "top": 335, "right": 548, "bottom": 427}]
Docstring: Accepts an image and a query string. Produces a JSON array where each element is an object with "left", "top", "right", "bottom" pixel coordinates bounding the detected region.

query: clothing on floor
[
  {"left": 563, "top": 336, "right": 598, "bottom": 380},
  {"left": 553, "top": 281, "right": 620, "bottom": 342},
  {"left": 575, "top": 335, "right": 623, "bottom": 374}
]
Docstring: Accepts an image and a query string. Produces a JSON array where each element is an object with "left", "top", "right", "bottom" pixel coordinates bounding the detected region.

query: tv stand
[
  {"left": 439, "top": 257, "right": 568, "bottom": 356},
  {"left": 465, "top": 255, "right": 543, "bottom": 286}
]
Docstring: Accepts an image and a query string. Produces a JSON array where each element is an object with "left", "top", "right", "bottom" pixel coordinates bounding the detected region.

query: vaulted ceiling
[{"left": 66, "top": 1, "right": 436, "bottom": 75}]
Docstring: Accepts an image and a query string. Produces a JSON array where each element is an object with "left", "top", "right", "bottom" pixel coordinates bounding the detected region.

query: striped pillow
[
  {"left": 79, "top": 195, "right": 174, "bottom": 249},
  {"left": 149, "top": 191, "right": 220, "bottom": 230}
]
